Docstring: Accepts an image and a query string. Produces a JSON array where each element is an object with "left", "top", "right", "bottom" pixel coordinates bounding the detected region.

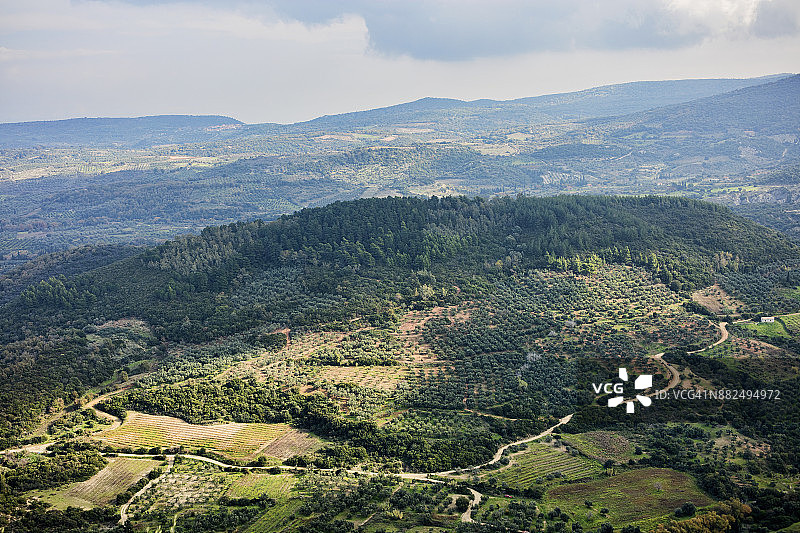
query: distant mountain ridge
[
  {"left": 284, "top": 74, "right": 792, "bottom": 132},
  {"left": 0, "top": 114, "right": 242, "bottom": 148},
  {"left": 0, "top": 74, "right": 792, "bottom": 147},
  {"left": 597, "top": 74, "right": 800, "bottom": 135}
]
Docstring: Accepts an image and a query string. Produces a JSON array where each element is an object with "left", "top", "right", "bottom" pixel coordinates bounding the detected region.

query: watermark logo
[{"left": 592, "top": 368, "right": 653, "bottom": 414}]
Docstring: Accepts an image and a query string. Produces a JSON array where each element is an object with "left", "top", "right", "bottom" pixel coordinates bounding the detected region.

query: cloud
[
  {"left": 751, "top": 0, "right": 800, "bottom": 38},
  {"left": 265, "top": 0, "right": 799, "bottom": 60},
  {"left": 0, "top": 0, "right": 797, "bottom": 123},
  {"left": 29, "top": 0, "right": 799, "bottom": 61}
]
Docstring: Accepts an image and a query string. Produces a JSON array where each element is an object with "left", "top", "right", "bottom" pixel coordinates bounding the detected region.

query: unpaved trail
[
  {"left": 2, "top": 442, "right": 51, "bottom": 455},
  {"left": 85, "top": 389, "right": 126, "bottom": 432},
  {"left": 649, "top": 352, "right": 680, "bottom": 396},
  {"left": 1, "top": 387, "right": 127, "bottom": 456},
  {"left": 434, "top": 413, "right": 574, "bottom": 476},
  {"left": 687, "top": 321, "right": 729, "bottom": 354},
  {"left": 462, "top": 487, "right": 482, "bottom": 522},
  {"left": 119, "top": 454, "right": 174, "bottom": 524}
]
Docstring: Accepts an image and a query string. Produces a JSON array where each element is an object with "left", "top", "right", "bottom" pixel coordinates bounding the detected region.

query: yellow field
[
  {"left": 227, "top": 472, "right": 297, "bottom": 500},
  {"left": 96, "top": 412, "right": 320, "bottom": 460},
  {"left": 37, "top": 457, "right": 160, "bottom": 509}
]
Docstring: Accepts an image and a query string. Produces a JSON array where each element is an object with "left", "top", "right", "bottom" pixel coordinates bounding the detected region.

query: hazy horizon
[
  {"left": 2, "top": 0, "right": 799, "bottom": 124},
  {"left": 0, "top": 72, "right": 795, "bottom": 126}
]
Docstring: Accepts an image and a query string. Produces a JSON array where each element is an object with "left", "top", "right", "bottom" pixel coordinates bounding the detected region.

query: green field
[
  {"left": 545, "top": 468, "right": 714, "bottom": 529},
  {"left": 245, "top": 499, "right": 305, "bottom": 533},
  {"left": 741, "top": 319, "right": 790, "bottom": 338},
  {"left": 482, "top": 441, "right": 602, "bottom": 489},
  {"left": 227, "top": 472, "right": 297, "bottom": 500},
  {"left": 779, "top": 313, "right": 800, "bottom": 333},
  {"left": 563, "top": 432, "right": 637, "bottom": 463},
  {"left": 34, "top": 457, "right": 160, "bottom": 509}
]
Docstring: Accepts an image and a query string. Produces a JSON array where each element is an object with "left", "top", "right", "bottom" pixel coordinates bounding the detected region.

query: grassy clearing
[
  {"left": 741, "top": 320, "right": 790, "bottom": 338},
  {"left": 564, "top": 432, "right": 636, "bottom": 463},
  {"left": 778, "top": 312, "right": 800, "bottom": 333},
  {"left": 36, "top": 457, "right": 160, "bottom": 509},
  {"left": 482, "top": 441, "right": 601, "bottom": 489},
  {"left": 227, "top": 472, "right": 297, "bottom": 501},
  {"left": 691, "top": 284, "right": 744, "bottom": 316},
  {"left": 545, "top": 468, "right": 714, "bottom": 530},
  {"left": 96, "top": 411, "right": 320, "bottom": 460}
]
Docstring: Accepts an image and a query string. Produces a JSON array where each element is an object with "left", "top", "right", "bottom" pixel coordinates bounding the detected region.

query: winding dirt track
[
  {"left": 119, "top": 454, "right": 174, "bottom": 524},
  {"left": 650, "top": 352, "right": 680, "bottom": 396},
  {"left": 687, "top": 321, "right": 729, "bottom": 354},
  {"left": 85, "top": 390, "right": 124, "bottom": 432},
  {"left": 0, "top": 338, "right": 697, "bottom": 526}
]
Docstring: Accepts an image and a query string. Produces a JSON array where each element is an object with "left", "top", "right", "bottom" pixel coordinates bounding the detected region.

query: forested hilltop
[
  {"left": 2, "top": 195, "right": 800, "bottom": 533},
  {"left": 4, "top": 195, "right": 796, "bottom": 343}
]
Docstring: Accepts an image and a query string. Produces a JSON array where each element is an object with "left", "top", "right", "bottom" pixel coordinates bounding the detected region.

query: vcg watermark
[
  {"left": 593, "top": 367, "right": 781, "bottom": 415},
  {"left": 592, "top": 368, "right": 653, "bottom": 414},
  {"left": 656, "top": 389, "right": 781, "bottom": 401}
]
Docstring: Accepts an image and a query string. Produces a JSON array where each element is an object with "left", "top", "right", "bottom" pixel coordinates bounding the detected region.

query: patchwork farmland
[
  {"left": 96, "top": 412, "right": 321, "bottom": 460},
  {"left": 37, "top": 457, "right": 161, "bottom": 509}
]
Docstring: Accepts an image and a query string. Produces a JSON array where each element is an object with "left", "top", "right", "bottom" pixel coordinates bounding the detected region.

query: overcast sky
[{"left": 1, "top": 0, "right": 798, "bottom": 124}]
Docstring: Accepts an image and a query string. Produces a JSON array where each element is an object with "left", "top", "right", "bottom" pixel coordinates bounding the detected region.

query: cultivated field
[
  {"left": 128, "top": 458, "right": 230, "bottom": 516},
  {"left": 245, "top": 500, "right": 304, "bottom": 533},
  {"left": 482, "top": 441, "right": 601, "bottom": 489},
  {"left": 563, "top": 432, "right": 636, "bottom": 463},
  {"left": 779, "top": 312, "right": 800, "bottom": 333},
  {"left": 741, "top": 320, "right": 790, "bottom": 339},
  {"left": 315, "top": 365, "right": 410, "bottom": 390},
  {"left": 227, "top": 472, "right": 297, "bottom": 500},
  {"left": 96, "top": 411, "right": 320, "bottom": 460},
  {"left": 545, "top": 468, "right": 714, "bottom": 529},
  {"left": 692, "top": 284, "right": 744, "bottom": 316},
  {"left": 38, "top": 457, "right": 160, "bottom": 509}
]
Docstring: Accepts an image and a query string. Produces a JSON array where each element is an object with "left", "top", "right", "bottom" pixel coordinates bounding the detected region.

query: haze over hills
[
  {"left": 0, "top": 115, "right": 243, "bottom": 149},
  {"left": 280, "top": 74, "right": 792, "bottom": 133},
  {"left": 0, "top": 75, "right": 789, "bottom": 148},
  {"left": 0, "top": 73, "right": 798, "bottom": 276}
]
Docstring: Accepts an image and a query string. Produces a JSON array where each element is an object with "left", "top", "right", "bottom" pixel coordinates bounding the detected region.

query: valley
[{"left": 0, "top": 74, "right": 799, "bottom": 533}]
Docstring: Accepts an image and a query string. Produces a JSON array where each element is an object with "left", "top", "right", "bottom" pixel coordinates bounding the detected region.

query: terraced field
[
  {"left": 315, "top": 365, "right": 410, "bottom": 390},
  {"left": 779, "top": 312, "right": 800, "bottom": 333},
  {"left": 96, "top": 411, "right": 321, "bottom": 460},
  {"left": 227, "top": 472, "right": 297, "bottom": 500},
  {"left": 37, "top": 457, "right": 161, "bottom": 509},
  {"left": 482, "top": 442, "right": 601, "bottom": 489}
]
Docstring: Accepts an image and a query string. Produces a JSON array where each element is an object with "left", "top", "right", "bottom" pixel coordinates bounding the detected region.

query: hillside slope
[{"left": 1, "top": 195, "right": 798, "bottom": 449}]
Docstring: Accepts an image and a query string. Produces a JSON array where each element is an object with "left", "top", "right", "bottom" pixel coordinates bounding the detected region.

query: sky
[{"left": 1, "top": 0, "right": 799, "bottom": 124}]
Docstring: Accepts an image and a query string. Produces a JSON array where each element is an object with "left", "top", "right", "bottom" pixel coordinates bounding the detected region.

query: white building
[{"left": 761, "top": 316, "right": 775, "bottom": 323}]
